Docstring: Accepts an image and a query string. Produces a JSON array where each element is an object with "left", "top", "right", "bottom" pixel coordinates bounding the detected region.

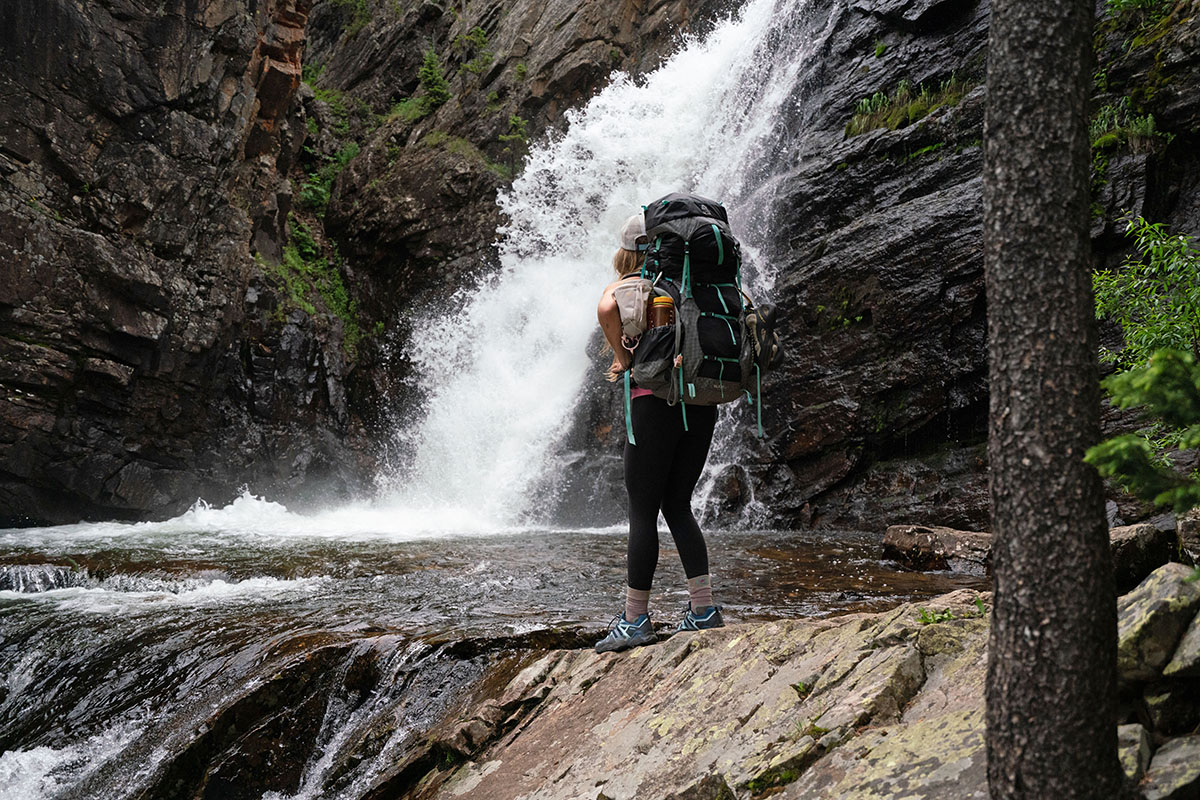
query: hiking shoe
[
  {"left": 594, "top": 612, "right": 657, "bottom": 653},
  {"left": 674, "top": 604, "right": 725, "bottom": 634}
]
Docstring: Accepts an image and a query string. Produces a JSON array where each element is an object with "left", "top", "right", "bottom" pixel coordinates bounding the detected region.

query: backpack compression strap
[{"left": 624, "top": 370, "right": 636, "bottom": 445}]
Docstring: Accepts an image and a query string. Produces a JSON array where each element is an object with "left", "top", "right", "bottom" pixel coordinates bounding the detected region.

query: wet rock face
[{"left": 0, "top": 0, "right": 380, "bottom": 524}]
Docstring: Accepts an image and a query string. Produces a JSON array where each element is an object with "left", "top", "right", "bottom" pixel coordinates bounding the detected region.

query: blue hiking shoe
[
  {"left": 674, "top": 604, "right": 725, "bottom": 634},
  {"left": 594, "top": 612, "right": 657, "bottom": 653}
]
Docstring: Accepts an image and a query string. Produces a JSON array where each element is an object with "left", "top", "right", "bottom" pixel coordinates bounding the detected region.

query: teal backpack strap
[
  {"left": 678, "top": 367, "right": 688, "bottom": 431},
  {"left": 624, "top": 370, "right": 636, "bottom": 445},
  {"left": 682, "top": 240, "right": 692, "bottom": 299},
  {"left": 711, "top": 224, "right": 725, "bottom": 265},
  {"left": 755, "top": 363, "right": 764, "bottom": 438}
]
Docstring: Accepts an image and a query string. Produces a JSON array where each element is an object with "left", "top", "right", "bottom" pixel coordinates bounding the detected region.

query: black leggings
[{"left": 624, "top": 395, "right": 718, "bottom": 591}]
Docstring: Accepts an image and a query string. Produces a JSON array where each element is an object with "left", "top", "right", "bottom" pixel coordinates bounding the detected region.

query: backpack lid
[{"left": 644, "top": 192, "right": 728, "bottom": 231}]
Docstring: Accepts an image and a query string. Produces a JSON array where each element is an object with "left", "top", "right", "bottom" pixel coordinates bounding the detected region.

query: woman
[{"left": 594, "top": 212, "right": 725, "bottom": 653}]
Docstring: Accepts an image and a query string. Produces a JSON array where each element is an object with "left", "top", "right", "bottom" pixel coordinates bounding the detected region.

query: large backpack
[{"left": 623, "top": 192, "right": 781, "bottom": 443}]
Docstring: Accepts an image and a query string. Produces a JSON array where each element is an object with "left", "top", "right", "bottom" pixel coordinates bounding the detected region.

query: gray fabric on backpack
[{"left": 612, "top": 277, "right": 653, "bottom": 339}]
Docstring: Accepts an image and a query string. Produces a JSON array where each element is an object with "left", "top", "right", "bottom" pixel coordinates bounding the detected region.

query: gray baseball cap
[{"left": 619, "top": 213, "right": 647, "bottom": 251}]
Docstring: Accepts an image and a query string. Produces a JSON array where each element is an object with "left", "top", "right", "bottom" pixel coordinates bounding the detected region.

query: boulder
[
  {"left": 1117, "top": 723, "right": 1152, "bottom": 784},
  {"left": 882, "top": 525, "right": 992, "bottom": 575},
  {"left": 1117, "top": 563, "right": 1200, "bottom": 682},
  {"left": 883, "top": 523, "right": 1191, "bottom": 590},
  {"left": 1144, "top": 682, "right": 1200, "bottom": 737},
  {"left": 1111, "top": 524, "right": 1194, "bottom": 594},
  {"left": 1163, "top": 611, "right": 1200, "bottom": 678},
  {"left": 1143, "top": 735, "right": 1200, "bottom": 800},
  {"left": 1179, "top": 508, "right": 1200, "bottom": 556}
]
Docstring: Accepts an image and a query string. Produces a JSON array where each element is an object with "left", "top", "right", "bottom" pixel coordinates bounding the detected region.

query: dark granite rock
[
  {"left": 882, "top": 524, "right": 991, "bottom": 575},
  {"left": 1111, "top": 523, "right": 1195, "bottom": 595}
]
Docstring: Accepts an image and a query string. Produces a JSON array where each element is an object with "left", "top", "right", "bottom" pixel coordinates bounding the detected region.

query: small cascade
[{"left": 0, "top": 564, "right": 83, "bottom": 592}]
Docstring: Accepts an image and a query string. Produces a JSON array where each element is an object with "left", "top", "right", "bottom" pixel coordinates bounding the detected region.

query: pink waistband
[{"left": 630, "top": 387, "right": 653, "bottom": 399}]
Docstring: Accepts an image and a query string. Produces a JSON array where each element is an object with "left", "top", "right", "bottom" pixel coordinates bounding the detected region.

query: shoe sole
[
  {"left": 673, "top": 620, "right": 725, "bottom": 635},
  {"left": 594, "top": 631, "right": 658, "bottom": 653}
]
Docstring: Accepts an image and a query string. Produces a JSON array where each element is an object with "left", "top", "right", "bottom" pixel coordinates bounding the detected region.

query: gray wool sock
[
  {"left": 625, "top": 586, "right": 651, "bottom": 621},
  {"left": 688, "top": 574, "right": 714, "bottom": 611}
]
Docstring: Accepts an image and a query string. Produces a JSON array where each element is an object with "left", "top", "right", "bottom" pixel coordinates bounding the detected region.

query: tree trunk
[{"left": 983, "top": 0, "right": 1122, "bottom": 798}]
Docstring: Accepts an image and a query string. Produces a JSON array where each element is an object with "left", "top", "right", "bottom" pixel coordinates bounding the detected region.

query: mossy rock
[{"left": 1117, "top": 563, "right": 1200, "bottom": 681}]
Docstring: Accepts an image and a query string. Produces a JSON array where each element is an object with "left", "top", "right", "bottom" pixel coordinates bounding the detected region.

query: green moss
[
  {"left": 1090, "top": 96, "right": 1173, "bottom": 153},
  {"left": 514, "top": 62, "right": 528, "bottom": 80},
  {"left": 422, "top": 130, "right": 512, "bottom": 179},
  {"left": 264, "top": 215, "right": 369, "bottom": 357},
  {"left": 905, "top": 142, "right": 945, "bottom": 161},
  {"left": 874, "top": 40, "right": 888, "bottom": 58},
  {"left": 746, "top": 765, "right": 803, "bottom": 793}
]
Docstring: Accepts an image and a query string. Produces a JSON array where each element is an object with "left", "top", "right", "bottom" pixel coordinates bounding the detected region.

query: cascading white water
[{"left": 382, "top": 0, "right": 821, "bottom": 529}]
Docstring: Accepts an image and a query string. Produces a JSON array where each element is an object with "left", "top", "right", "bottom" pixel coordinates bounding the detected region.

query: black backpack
[{"left": 625, "top": 192, "right": 782, "bottom": 442}]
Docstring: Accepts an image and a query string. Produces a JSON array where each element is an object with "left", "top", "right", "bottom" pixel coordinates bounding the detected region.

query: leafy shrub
[
  {"left": 1090, "top": 97, "right": 1173, "bottom": 153},
  {"left": 270, "top": 216, "right": 368, "bottom": 357},
  {"left": 1085, "top": 350, "right": 1200, "bottom": 515},
  {"left": 1094, "top": 217, "right": 1200, "bottom": 367},
  {"left": 297, "top": 142, "right": 360, "bottom": 214}
]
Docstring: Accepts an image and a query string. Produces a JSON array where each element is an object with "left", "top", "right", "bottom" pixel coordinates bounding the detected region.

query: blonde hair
[{"left": 612, "top": 247, "right": 643, "bottom": 277}]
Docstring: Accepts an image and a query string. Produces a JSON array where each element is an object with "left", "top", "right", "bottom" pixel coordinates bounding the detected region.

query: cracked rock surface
[{"left": 409, "top": 589, "right": 990, "bottom": 799}]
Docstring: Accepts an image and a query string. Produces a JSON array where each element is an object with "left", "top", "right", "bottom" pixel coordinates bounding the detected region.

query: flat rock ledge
[
  {"left": 382, "top": 567, "right": 1200, "bottom": 800},
  {"left": 406, "top": 590, "right": 993, "bottom": 800}
]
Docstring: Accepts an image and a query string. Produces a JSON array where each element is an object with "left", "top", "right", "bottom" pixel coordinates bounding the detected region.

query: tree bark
[{"left": 983, "top": 0, "right": 1122, "bottom": 798}]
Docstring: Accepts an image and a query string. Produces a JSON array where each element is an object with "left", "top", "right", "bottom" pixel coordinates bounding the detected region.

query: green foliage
[
  {"left": 454, "top": 26, "right": 494, "bottom": 74},
  {"left": 846, "top": 74, "right": 972, "bottom": 136},
  {"left": 267, "top": 215, "right": 367, "bottom": 357},
  {"left": 1090, "top": 97, "right": 1174, "bottom": 153},
  {"left": 332, "top": 0, "right": 371, "bottom": 36},
  {"left": 498, "top": 114, "right": 528, "bottom": 143},
  {"left": 790, "top": 681, "right": 811, "bottom": 699},
  {"left": 386, "top": 49, "right": 453, "bottom": 124},
  {"left": 1105, "top": 0, "right": 1172, "bottom": 28},
  {"left": 389, "top": 97, "right": 431, "bottom": 123},
  {"left": 485, "top": 90, "right": 502, "bottom": 111},
  {"left": 874, "top": 40, "right": 888, "bottom": 58},
  {"left": 917, "top": 596, "right": 987, "bottom": 625},
  {"left": 298, "top": 142, "right": 360, "bottom": 214},
  {"left": 1094, "top": 217, "right": 1200, "bottom": 366},
  {"left": 419, "top": 48, "right": 452, "bottom": 108},
  {"left": 514, "top": 62, "right": 528, "bottom": 80},
  {"left": 313, "top": 86, "right": 352, "bottom": 135},
  {"left": 302, "top": 62, "right": 324, "bottom": 84},
  {"left": 422, "top": 130, "right": 511, "bottom": 179},
  {"left": 1085, "top": 350, "right": 1200, "bottom": 513}
]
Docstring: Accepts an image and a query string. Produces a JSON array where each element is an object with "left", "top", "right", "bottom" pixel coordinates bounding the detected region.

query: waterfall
[{"left": 381, "top": 0, "right": 820, "bottom": 529}]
